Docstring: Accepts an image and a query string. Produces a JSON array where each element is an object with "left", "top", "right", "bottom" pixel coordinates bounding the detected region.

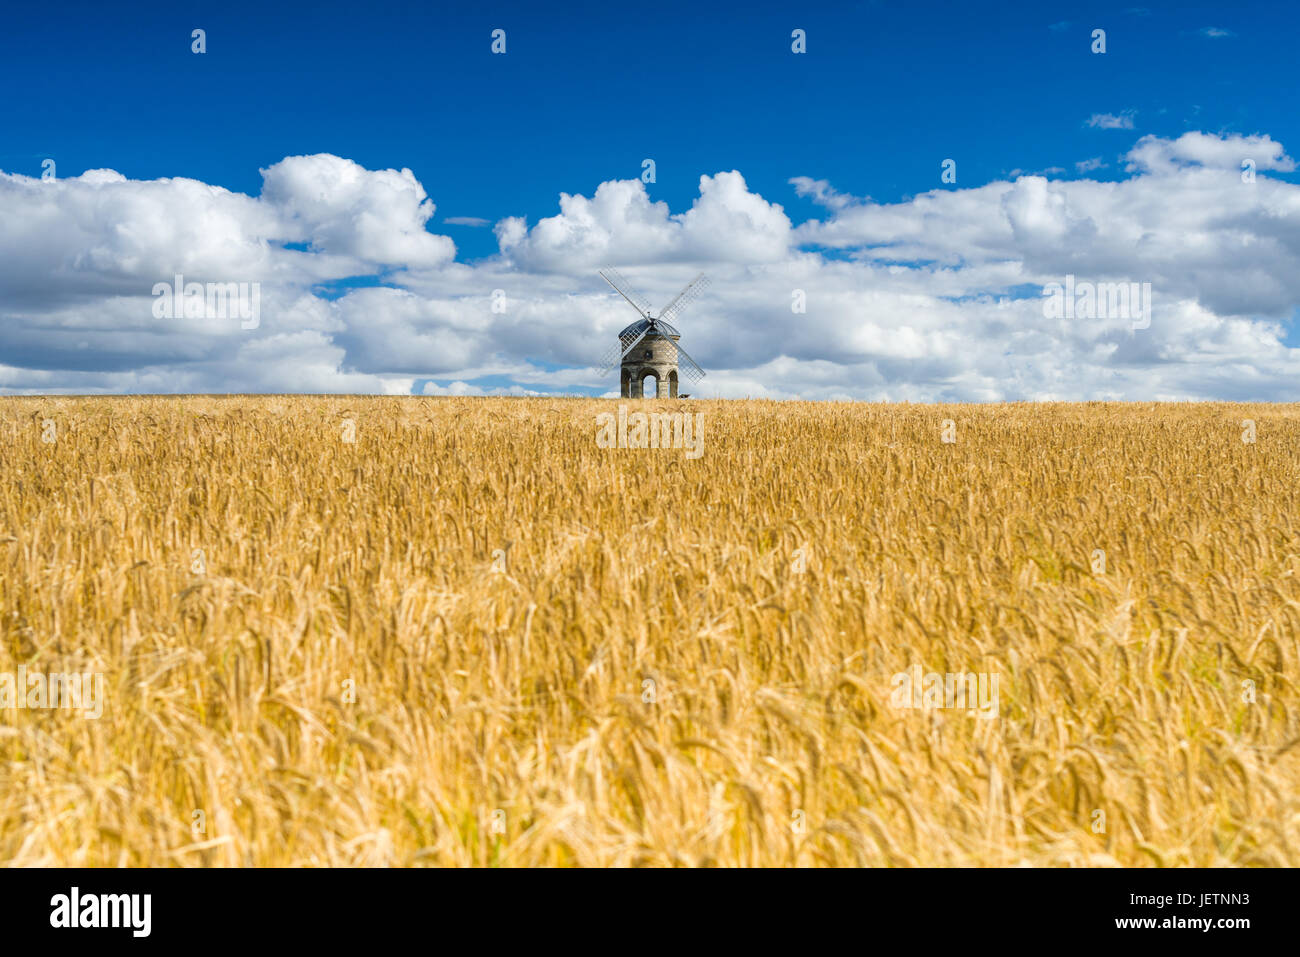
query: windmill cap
[{"left": 619, "top": 317, "right": 681, "bottom": 339}]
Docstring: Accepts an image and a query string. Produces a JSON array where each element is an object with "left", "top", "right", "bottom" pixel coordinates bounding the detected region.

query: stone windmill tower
[{"left": 596, "top": 267, "right": 709, "bottom": 398}]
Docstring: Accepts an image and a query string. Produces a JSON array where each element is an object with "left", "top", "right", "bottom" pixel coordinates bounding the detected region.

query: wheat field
[{"left": 0, "top": 396, "right": 1297, "bottom": 867}]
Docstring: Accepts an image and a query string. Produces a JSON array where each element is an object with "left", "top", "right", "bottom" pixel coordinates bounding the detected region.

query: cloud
[
  {"left": 443, "top": 216, "right": 490, "bottom": 227},
  {"left": 496, "top": 171, "right": 793, "bottom": 271},
  {"left": 1199, "top": 27, "right": 1236, "bottom": 38},
  {"left": 1087, "top": 112, "right": 1136, "bottom": 130},
  {"left": 790, "top": 176, "right": 857, "bottom": 211},
  {"left": 5, "top": 132, "right": 1300, "bottom": 402},
  {"left": 260, "top": 154, "right": 455, "bottom": 268},
  {"left": 1124, "top": 131, "right": 1295, "bottom": 174},
  {"left": 420, "top": 380, "right": 542, "bottom": 396}
]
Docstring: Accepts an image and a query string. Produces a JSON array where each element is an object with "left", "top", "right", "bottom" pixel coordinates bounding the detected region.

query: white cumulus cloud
[{"left": 4, "top": 132, "right": 1300, "bottom": 402}]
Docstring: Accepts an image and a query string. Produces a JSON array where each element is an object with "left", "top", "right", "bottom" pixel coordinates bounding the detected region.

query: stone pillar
[{"left": 620, "top": 334, "right": 680, "bottom": 399}]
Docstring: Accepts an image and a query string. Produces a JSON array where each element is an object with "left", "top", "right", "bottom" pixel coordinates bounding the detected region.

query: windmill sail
[
  {"left": 598, "top": 267, "right": 652, "bottom": 318},
  {"left": 658, "top": 274, "right": 710, "bottom": 326}
]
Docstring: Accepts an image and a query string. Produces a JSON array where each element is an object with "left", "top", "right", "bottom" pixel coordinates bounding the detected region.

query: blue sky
[
  {"left": 5, "top": 0, "right": 1291, "bottom": 257},
  {"left": 1, "top": 0, "right": 1299, "bottom": 399}
]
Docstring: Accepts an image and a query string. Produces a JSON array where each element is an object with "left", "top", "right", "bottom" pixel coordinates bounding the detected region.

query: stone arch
[
  {"left": 668, "top": 369, "right": 679, "bottom": 398},
  {"left": 641, "top": 371, "right": 659, "bottom": 399}
]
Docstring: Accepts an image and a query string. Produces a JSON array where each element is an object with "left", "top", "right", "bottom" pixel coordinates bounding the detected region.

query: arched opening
[
  {"left": 642, "top": 372, "right": 659, "bottom": 399},
  {"left": 668, "top": 370, "right": 679, "bottom": 398}
]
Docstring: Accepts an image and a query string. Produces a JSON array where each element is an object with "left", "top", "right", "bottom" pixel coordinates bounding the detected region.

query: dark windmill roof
[{"left": 619, "top": 317, "right": 681, "bottom": 339}]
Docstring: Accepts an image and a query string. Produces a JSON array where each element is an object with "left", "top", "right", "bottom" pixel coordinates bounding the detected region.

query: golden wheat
[{"left": 0, "top": 396, "right": 1297, "bottom": 866}]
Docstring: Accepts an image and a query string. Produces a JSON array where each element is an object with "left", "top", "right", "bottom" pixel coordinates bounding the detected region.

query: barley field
[{"left": 1, "top": 396, "right": 1298, "bottom": 867}]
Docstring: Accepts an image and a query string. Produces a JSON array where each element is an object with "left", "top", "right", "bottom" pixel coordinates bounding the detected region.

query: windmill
[{"left": 595, "top": 267, "right": 709, "bottom": 398}]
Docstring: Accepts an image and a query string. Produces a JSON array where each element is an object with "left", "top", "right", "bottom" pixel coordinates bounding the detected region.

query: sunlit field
[{"left": 1, "top": 396, "right": 1297, "bottom": 866}]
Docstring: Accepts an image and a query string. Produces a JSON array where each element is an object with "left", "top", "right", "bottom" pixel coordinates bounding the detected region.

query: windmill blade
[
  {"left": 661, "top": 335, "right": 707, "bottom": 382},
  {"left": 657, "top": 273, "right": 710, "bottom": 326},
  {"left": 595, "top": 327, "right": 649, "bottom": 375},
  {"left": 599, "top": 266, "right": 652, "bottom": 318}
]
